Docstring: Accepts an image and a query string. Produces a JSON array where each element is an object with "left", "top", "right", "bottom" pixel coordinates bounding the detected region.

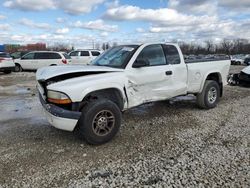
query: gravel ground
[{"left": 0, "top": 65, "right": 249, "bottom": 187}]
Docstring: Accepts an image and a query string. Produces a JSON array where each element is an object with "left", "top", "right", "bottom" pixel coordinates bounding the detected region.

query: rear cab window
[{"left": 162, "top": 45, "right": 181, "bottom": 65}]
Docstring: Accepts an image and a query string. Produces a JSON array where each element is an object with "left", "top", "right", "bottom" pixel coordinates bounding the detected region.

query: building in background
[
  {"left": 0, "top": 43, "right": 46, "bottom": 53},
  {"left": 26, "top": 43, "right": 46, "bottom": 51},
  {"left": 4, "top": 44, "right": 21, "bottom": 53},
  {"left": 0, "top": 45, "right": 4, "bottom": 52}
]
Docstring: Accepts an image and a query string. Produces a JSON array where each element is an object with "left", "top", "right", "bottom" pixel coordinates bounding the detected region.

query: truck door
[
  {"left": 126, "top": 44, "right": 187, "bottom": 107},
  {"left": 161, "top": 44, "right": 188, "bottom": 97},
  {"left": 126, "top": 44, "right": 172, "bottom": 106}
]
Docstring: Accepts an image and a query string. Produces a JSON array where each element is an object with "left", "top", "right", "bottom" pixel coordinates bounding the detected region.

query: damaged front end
[
  {"left": 37, "top": 79, "right": 81, "bottom": 131},
  {"left": 36, "top": 65, "right": 124, "bottom": 131},
  {"left": 227, "top": 66, "right": 250, "bottom": 86}
]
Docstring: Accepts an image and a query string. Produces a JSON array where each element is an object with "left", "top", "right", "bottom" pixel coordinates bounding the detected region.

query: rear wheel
[
  {"left": 14, "top": 64, "right": 22, "bottom": 72},
  {"left": 196, "top": 80, "right": 220, "bottom": 109},
  {"left": 77, "top": 99, "right": 122, "bottom": 145}
]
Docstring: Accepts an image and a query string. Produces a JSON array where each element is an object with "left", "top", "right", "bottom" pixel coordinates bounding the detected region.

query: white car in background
[
  {"left": 0, "top": 52, "right": 15, "bottom": 74},
  {"left": 231, "top": 54, "right": 245, "bottom": 65},
  {"left": 68, "top": 49, "right": 101, "bottom": 64},
  {"left": 14, "top": 51, "right": 71, "bottom": 72}
]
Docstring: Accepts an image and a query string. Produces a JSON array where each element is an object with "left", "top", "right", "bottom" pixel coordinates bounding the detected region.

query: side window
[
  {"left": 91, "top": 51, "right": 100, "bottom": 56},
  {"left": 80, "top": 51, "right": 90, "bottom": 56},
  {"left": 34, "top": 52, "right": 61, "bottom": 59},
  {"left": 69, "top": 51, "right": 79, "bottom": 56},
  {"left": 22, "top": 52, "right": 35, "bottom": 60},
  {"left": 34, "top": 53, "right": 45, "bottom": 59},
  {"left": 163, "top": 45, "right": 181, "bottom": 64},
  {"left": 48, "top": 53, "right": 61, "bottom": 59},
  {"left": 136, "top": 44, "right": 166, "bottom": 66}
]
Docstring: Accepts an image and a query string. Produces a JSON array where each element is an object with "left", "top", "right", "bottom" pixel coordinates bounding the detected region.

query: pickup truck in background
[{"left": 36, "top": 43, "right": 230, "bottom": 144}]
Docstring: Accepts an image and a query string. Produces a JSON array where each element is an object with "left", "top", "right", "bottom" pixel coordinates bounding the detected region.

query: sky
[{"left": 0, "top": 0, "right": 250, "bottom": 48}]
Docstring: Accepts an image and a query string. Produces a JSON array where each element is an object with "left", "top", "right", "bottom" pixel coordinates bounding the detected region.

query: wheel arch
[
  {"left": 14, "top": 63, "right": 23, "bottom": 71},
  {"left": 14, "top": 62, "right": 21, "bottom": 67},
  {"left": 203, "top": 72, "right": 223, "bottom": 97},
  {"left": 80, "top": 88, "right": 126, "bottom": 111}
]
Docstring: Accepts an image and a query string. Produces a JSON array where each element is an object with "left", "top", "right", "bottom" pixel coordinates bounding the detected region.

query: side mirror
[{"left": 132, "top": 59, "right": 149, "bottom": 68}]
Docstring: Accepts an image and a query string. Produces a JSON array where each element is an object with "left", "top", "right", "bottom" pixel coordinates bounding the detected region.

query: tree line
[
  {"left": 178, "top": 39, "right": 250, "bottom": 55},
  {"left": 46, "top": 38, "right": 250, "bottom": 55}
]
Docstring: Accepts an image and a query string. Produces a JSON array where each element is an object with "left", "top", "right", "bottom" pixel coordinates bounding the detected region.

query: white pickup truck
[{"left": 36, "top": 43, "right": 230, "bottom": 144}]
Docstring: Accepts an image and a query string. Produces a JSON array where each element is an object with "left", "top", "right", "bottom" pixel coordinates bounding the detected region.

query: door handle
[{"left": 165, "top": 71, "right": 172, "bottom": 75}]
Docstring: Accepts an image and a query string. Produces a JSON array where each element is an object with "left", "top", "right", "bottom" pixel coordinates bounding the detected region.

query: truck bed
[{"left": 186, "top": 59, "right": 231, "bottom": 93}]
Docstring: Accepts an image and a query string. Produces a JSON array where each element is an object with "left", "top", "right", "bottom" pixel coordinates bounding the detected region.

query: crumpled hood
[
  {"left": 36, "top": 65, "right": 123, "bottom": 81},
  {"left": 241, "top": 66, "right": 250, "bottom": 75}
]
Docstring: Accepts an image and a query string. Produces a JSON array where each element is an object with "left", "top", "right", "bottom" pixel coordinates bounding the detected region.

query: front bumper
[
  {"left": 39, "top": 93, "right": 81, "bottom": 131},
  {"left": 0, "top": 66, "right": 15, "bottom": 72},
  {"left": 239, "top": 72, "right": 250, "bottom": 84}
]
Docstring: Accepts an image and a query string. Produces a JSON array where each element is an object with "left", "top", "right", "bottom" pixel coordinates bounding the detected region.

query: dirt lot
[{"left": 0, "top": 66, "right": 249, "bottom": 187}]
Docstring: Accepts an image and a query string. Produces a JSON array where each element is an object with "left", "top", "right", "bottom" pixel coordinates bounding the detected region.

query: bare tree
[
  {"left": 221, "top": 39, "right": 233, "bottom": 55},
  {"left": 95, "top": 42, "right": 100, "bottom": 50},
  {"left": 205, "top": 40, "right": 214, "bottom": 54},
  {"left": 48, "top": 42, "right": 69, "bottom": 52},
  {"left": 112, "top": 42, "right": 118, "bottom": 47}
]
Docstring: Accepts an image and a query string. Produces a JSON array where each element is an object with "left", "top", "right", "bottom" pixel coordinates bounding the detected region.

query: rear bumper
[{"left": 39, "top": 94, "right": 81, "bottom": 131}]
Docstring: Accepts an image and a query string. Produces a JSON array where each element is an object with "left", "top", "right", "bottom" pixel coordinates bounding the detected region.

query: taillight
[
  {"left": 62, "top": 59, "right": 67, "bottom": 64},
  {"left": 0, "top": 58, "right": 4, "bottom": 63}
]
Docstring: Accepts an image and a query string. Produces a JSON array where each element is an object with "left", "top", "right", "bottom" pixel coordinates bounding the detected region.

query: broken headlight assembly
[{"left": 47, "top": 90, "right": 72, "bottom": 104}]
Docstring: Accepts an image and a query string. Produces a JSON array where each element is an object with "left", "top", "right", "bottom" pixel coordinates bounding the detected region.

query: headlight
[{"left": 47, "top": 90, "right": 71, "bottom": 104}]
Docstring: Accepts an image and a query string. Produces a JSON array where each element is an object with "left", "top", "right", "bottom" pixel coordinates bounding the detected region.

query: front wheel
[
  {"left": 14, "top": 64, "right": 22, "bottom": 72},
  {"left": 196, "top": 80, "right": 220, "bottom": 109},
  {"left": 77, "top": 99, "right": 122, "bottom": 145}
]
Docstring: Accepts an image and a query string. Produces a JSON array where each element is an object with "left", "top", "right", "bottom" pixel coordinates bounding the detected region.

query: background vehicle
[
  {"left": 0, "top": 52, "right": 15, "bottom": 74},
  {"left": 228, "top": 66, "right": 250, "bottom": 86},
  {"left": 10, "top": 51, "right": 30, "bottom": 59},
  {"left": 68, "top": 49, "right": 101, "bottom": 64},
  {"left": 14, "top": 51, "right": 71, "bottom": 72},
  {"left": 231, "top": 54, "right": 245, "bottom": 65},
  {"left": 244, "top": 57, "right": 250, "bottom": 66},
  {"left": 36, "top": 43, "right": 230, "bottom": 144}
]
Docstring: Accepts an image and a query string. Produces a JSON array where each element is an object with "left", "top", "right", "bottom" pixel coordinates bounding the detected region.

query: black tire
[
  {"left": 3, "top": 70, "right": 11, "bottom": 74},
  {"left": 14, "top": 64, "right": 22, "bottom": 72},
  {"left": 77, "top": 99, "right": 122, "bottom": 145},
  {"left": 196, "top": 80, "right": 220, "bottom": 109}
]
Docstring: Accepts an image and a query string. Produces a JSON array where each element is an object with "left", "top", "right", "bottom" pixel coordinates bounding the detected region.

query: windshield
[
  {"left": 63, "top": 53, "right": 71, "bottom": 59},
  {"left": 91, "top": 45, "right": 138, "bottom": 68}
]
